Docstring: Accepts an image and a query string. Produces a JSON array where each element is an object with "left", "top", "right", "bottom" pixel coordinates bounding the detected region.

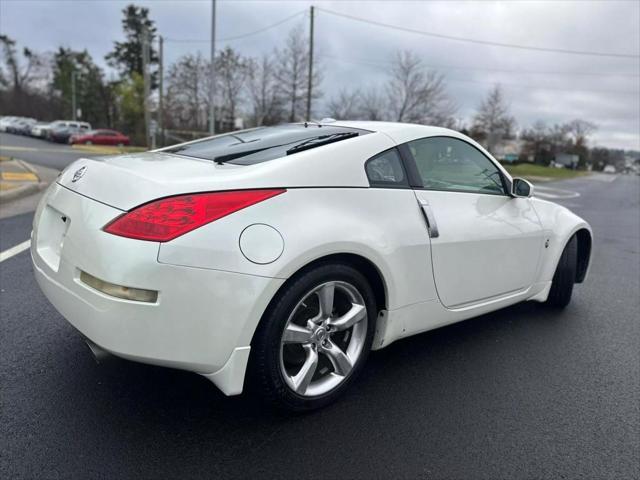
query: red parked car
[{"left": 69, "top": 129, "right": 130, "bottom": 146}]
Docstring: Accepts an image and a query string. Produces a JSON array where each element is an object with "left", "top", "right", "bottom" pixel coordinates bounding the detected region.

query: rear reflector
[
  {"left": 103, "top": 189, "right": 285, "bottom": 242},
  {"left": 80, "top": 271, "right": 158, "bottom": 303}
]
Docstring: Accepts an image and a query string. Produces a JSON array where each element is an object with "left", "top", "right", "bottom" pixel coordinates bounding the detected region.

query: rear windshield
[{"left": 165, "top": 124, "right": 370, "bottom": 165}]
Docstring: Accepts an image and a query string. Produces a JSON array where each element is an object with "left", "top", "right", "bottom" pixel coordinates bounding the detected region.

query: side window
[
  {"left": 407, "top": 137, "right": 506, "bottom": 195},
  {"left": 365, "top": 148, "right": 408, "bottom": 187}
]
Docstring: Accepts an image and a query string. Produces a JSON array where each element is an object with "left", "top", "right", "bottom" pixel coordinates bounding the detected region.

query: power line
[
  {"left": 320, "top": 54, "right": 639, "bottom": 96},
  {"left": 318, "top": 53, "right": 640, "bottom": 78},
  {"left": 317, "top": 7, "right": 640, "bottom": 60},
  {"left": 165, "top": 10, "right": 305, "bottom": 44}
]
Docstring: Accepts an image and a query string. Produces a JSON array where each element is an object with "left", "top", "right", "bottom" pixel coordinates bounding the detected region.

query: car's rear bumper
[{"left": 31, "top": 183, "right": 284, "bottom": 394}]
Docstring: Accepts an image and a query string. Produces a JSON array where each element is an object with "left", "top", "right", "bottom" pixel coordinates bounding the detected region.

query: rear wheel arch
[
  {"left": 306, "top": 253, "right": 388, "bottom": 313},
  {"left": 249, "top": 253, "right": 388, "bottom": 354},
  {"left": 257, "top": 253, "right": 388, "bottom": 333}
]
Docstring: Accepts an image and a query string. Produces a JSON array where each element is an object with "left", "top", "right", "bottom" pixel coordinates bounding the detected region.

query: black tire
[
  {"left": 249, "top": 263, "right": 377, "bottom": 412},
  {"left": 546, "top": 235, "right": 578, "bottom": 308}
]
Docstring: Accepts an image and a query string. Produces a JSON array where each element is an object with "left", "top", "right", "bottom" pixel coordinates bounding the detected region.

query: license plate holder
[{"left": 36, "top": 205, "right": 70, "bottom": 272}]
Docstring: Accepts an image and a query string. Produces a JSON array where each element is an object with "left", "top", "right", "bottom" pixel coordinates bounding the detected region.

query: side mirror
[{"left": 511, "top": 177, "right": 534, "bottom": 198}]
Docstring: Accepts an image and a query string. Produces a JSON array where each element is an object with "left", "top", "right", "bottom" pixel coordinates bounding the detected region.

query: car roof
[
  {"left": 325, "top": 120, "right": 512, "bottom": 182},
  {"left": 326, "top": 121, "right": 460, "bottom": 144}
]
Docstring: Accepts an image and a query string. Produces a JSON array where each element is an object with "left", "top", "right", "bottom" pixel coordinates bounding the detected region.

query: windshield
[{"left": 165, "top": 124, "right": 370, "bottom": 165}]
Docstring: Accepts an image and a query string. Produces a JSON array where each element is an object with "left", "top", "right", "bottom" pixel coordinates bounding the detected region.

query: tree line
[{"left": 0, "top": 3, "right": 632, "bottom": 170}]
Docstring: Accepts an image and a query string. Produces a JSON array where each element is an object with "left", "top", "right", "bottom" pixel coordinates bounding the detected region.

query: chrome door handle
[{"left": 417, "top": 199, "right": 439, "bottom": 238}]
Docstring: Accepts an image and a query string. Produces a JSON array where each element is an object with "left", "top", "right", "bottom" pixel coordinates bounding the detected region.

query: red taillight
[{"left": 103, "top": 189, "right": 285, "bottom": 242}]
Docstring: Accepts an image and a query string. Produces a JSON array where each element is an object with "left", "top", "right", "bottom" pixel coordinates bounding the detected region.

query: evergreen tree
[{"left": 106, "top": 4, "right": 158, "bottom": 86}]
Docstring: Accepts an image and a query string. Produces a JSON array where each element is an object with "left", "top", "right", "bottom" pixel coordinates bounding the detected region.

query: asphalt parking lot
[{"left": 1, "top": 133, "right": 639, "bottom": 479}]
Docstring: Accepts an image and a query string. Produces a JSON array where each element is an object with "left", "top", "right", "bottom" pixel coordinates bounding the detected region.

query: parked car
[
  {"left": 32, "top": 120, "right": 67, "bottom": 139},
  {"left": 30, "top": 122, "right": 53, "bottom": 138},
  {"left": 69, "top": 129, "right": 130, "bottom": 146},
  {"left": 32, "top": 121, "right": 593, "bottom": 411},
  {"left": 8, "top": 118, "right": 36, "bottom": 135},
  {"left": 603, "top": 165, "right": 616, "bottom": 174},
  {"left": 50, "top": 122, "right": 91, "bottom": 143},
  {"left": 0, "top": 116, "right": 18, "bottom": 132},
  {"left": 38, "top": 120, "right": 67, "bottom": 140}
]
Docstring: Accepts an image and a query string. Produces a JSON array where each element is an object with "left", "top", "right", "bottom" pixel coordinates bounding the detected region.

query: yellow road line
[
  {"left": 1, "top": 172, "right": 39, "bottom": 181},
  {"left": 71, "top": 145, "right": 147, "bottom": 154},
  {"left": 71, "top": 145, "right": 120, "bottom": 154}
]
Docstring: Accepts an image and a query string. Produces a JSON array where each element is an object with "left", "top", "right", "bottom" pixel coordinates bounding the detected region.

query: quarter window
[
  {"left": 407, "top": 137, "right": 506, "bottom": 195},
  {"left": 365, "top": 148, "right": 408, "bottom": 187}
]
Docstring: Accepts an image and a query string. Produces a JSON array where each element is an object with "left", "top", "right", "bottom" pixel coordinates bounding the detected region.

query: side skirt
[{"left": 374, "top": 281, "right": 551, "bottom": 349}]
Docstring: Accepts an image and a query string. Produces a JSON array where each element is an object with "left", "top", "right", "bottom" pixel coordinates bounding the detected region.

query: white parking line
[
  {"left": 534, "top": 186, "right": 581, "bottom": 200},
  {"left": 0, "top": 240, "right": 31, "bottom": 262},
  {"left": 585, "top": 174, "right": 618, "bottom": 183}
]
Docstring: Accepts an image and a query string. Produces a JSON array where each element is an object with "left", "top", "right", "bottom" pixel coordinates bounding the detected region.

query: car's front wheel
[
  {"left": 250, "top": 263, "right": 376, "bottom": 412},
  {"left": 546, "top": 235, "right": 578, "bottom": 308}
]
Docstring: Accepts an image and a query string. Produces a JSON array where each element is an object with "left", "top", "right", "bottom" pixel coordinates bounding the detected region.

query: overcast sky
[{"left": 1, "top": 0, "right": 639, "bottom": 150}]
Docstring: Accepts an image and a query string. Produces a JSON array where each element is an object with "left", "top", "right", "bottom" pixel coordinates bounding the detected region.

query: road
[
  {"left": 0, "top": 132, "right": 98, "bottom": 170},
  {"left": 1, "top": 133, "right": 639, "bottom": 479}
]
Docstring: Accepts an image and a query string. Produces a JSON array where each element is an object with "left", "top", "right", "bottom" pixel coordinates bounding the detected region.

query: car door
[
  {"left": 105, "top": 131, "right": 119, "bottom": 145},
  {"left": 402, "top": 136, "right": 544, "bottom": 308}
]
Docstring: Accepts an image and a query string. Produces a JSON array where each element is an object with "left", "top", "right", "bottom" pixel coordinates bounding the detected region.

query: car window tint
[
  {"left": 365, "top": 149, "right": 407, "bottom": 187},
  {"left": 165, "top": 124, "right": 370, "bottom": 165},
  {"left": 407, "top": 137, "right": 505, "bottom": 195}
]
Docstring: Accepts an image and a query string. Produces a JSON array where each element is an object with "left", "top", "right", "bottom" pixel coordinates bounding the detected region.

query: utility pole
[
  {"left": 306, "top": 5, "right": 315, "bottom": 121},
  {"left": 71, "top": 71, "right": 77, "bottom": 121},
  {"left": 158, "top": 34, "right": 164, "bottom": 146},
  {"left": 142, "top": 25, "right": 151, "bottom": 147},
  {"left": 209, "top": 0, "right": 216, "bottom": 135}
]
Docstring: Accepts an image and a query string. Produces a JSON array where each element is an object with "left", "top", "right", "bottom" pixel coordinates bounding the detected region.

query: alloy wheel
[{"left": 279, "top": 281, "right": 368, "bottom": 397}]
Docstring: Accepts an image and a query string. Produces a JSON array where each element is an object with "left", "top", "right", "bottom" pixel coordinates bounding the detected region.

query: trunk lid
[{"left": 58, "top": 152, "right": 249, "bottom": 210}]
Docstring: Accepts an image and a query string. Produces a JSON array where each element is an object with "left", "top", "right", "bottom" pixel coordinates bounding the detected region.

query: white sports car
[{"left": 32, "top": 121, "right": 592, "bottom": 411}]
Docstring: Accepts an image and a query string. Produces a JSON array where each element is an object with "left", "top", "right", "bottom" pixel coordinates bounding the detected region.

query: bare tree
[
  {"left": 216, "top": 46, "right": 248, "bottom": 129},
  {"left": 274, "top": 24, "right": 321, "bottom": 122},
  {"left": 0, "top": 34, "right": 45, "bottom": 93},
  {"left": 547, "top": 123, "right": 570, "bottom": 150},
  {"left": 326, "top": 88, "right": 360, "bottom": 120},
  {"left": 359, "top": 87, "right": 386, "bottom": 121},
  {"left": 386, "top": 50, "right": 456, "bottom": 125},
  {"left": 521, "top": 120, "right": 552, "bottom": 164},
  {"left": 565, "top": 119, "right": 597, "bottom": 168},
  {"left": 246, "top": 54, "right": 283, "bottom": 126},
  {"left": 565, "top": 119, "right": 596, "bottom": 148},
  {"left": 164, "top": 52, "right": 210, "bottom": 130},
  {"left": 472, "top": 85, "right": 516, "bottom": 151}
]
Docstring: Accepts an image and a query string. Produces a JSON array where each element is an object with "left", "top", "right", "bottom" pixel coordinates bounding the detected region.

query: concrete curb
[
  {"left": 15, "top": 158, "right": 41, "bottom": 178},
  {"left": 0, "top": 158, "right": 49, "bottom": 204},
  {"left": 0, "top": 181, "right": 44, "bottom": 203}
]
